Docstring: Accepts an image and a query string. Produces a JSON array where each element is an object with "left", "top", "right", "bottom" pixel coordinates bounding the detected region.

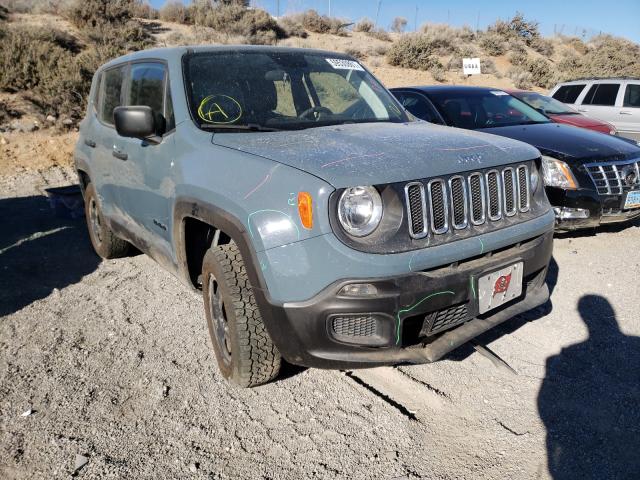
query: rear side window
[
  {"left": 552, "top": 84, "right": 585, "bottom": 104},
  {"left": 582, "top": 83, "right": 620, "bottom": 106},
  {"left": 624, "top": 84, "right": 640, "bottom": 108},
  {"left": 100, "top": 66, "right": 126, "bottom": 125}
]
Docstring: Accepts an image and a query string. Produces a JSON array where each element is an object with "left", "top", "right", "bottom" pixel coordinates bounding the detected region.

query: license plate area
[
  {"left": 477, "top": 262, "right": 523, "bottom": 314},
  {"left": 624, "top": 190, "right": 640, "bottom": 209}
]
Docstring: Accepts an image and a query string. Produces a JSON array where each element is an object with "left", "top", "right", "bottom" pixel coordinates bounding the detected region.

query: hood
[
  {"left": 477, "top": 122, "right": 640, "bottom": 164},
  {"left": 548, "top": 113, "right": 611, "bottom": 130},
  {"left": 211, "top": 122, "right": 540, "bottom": 188}
]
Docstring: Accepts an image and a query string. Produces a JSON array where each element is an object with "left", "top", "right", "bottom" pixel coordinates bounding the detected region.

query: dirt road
[{"left": 1, "top": 166, "right": 639, "bottom": 479}]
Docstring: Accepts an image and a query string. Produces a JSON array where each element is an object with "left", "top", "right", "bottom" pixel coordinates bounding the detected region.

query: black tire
[
  {"left": 84, "top": 183, "right": 130, "bottom": 259},
  {"left": 202, "top": 241, "right": 281, "bottom": 387}
]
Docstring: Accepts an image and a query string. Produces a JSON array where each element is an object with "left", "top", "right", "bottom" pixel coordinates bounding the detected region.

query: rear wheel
[
  {"left": 202, "top": 241, "right": 281, "bottom": 387},
  {"left": 84, "top": 183, "right": 130, "bottom": 259}
]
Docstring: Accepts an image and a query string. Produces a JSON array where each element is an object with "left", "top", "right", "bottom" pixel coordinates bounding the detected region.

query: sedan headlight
[
  {"left": 337, "top": 186, "right": 383, "bottom": 237},
  {"left": 541, "top": 155, "right": 578, "bottom": 189}
]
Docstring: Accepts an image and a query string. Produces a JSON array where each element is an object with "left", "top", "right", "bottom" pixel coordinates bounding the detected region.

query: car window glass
[
  {"left": 100, "top": 66, "right": 126, "bottom": 124},
  {"left": 273, "top": 78, "right": 297, "bottom": 116},
  {"left": 308, "top": 71, "right": 361, "bottom": 113},
  {"left": 129, "top": 63, "right": 165, "bottom": 114},
  {"left": 183, "top": 51, "right": 408, "bottom": 131},
  {"left": 396, "top": 91, "right": 440, "bottom": 123},
  {"left": 583, "top": 83, "right": 620, "bottom": 106},
  {"left": 517, "top": 92, "right": 576, "bottom": 115},
  {"left": 428, "top": 91, "right": 549, "bottom": 130},
  {"left": 165, "top": 79, "right": 175, "bottom": 131},
  {"left": 552, "top": 84, "right": 585, "bottom": 104},
  {"left": 623, "top": 84, "right": 640, "bottom": 108},
  {"left": 93, "top": 72, "right": 102, "bottom": 113}
]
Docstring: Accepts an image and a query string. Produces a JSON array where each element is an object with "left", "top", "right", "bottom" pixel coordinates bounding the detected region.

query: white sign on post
[{"left": 462, "top": 58, "right": 482, "bottom": 75}]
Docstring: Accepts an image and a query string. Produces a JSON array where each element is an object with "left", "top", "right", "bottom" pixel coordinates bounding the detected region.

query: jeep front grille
[
  {"left": 405, "top": 182, "right": 428, "bottom": 238},
  {"left": 502, "top": 168, "right": 517, "bottom": 216},
  {"left": 405, "top": 164, "right": 531, "bottom": 238},
  {"left": 585, "top": 159, "right": 640, "bottom": 196}
]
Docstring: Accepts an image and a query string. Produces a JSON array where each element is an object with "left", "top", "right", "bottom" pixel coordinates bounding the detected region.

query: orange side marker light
[{"left": 297, "top": 192, "right": 313, "bottom": 230}]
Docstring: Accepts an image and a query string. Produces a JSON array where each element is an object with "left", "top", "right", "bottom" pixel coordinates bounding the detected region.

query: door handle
[
  {"left": 577, "top": 109, "right": 588, "bottom": 112},
  {"left": 112, "top": 148, "right": 128, "bottom": 161},
  {"left": 620, "top": 111, "right": 633, "bottom": 115},
  {"left": 84, "top": 139, "right": 96, "bottom": 148}
]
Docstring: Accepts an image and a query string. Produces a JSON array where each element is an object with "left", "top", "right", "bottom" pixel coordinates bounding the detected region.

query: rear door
[
  {"left": 575, "top": 82, "right": 622, "bottom": 125},
  {"left": 116, "top": 61, "right": 176, "bottom": 255},
  {"left": 617, "top": 81, "right": 640, "bottom": 141}
]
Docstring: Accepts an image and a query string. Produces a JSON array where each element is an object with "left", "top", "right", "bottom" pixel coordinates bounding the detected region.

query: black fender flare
[{"left": 173, "top": 198, "right": 295, "bottom": 358}]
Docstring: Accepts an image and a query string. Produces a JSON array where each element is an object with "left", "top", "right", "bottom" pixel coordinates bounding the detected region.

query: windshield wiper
[{"left": 199, "top": 123, "right": 281, "bottom": 132}]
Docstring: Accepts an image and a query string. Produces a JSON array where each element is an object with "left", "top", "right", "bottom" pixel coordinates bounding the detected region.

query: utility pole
[
  {"left": 414, "top": 5, "right": 418, "bottom": 32},
  {"left": 476, "top": 11, "right": 480, "bottom": 32},
  {"left": 276, "top": 0, "right": 279, "bottom": 17},
  {"left": 329, "top": 0, "right": 331, "bottom": 17},
  {"left": 375, "top": 0, "right": 382, "bottom": 28}
]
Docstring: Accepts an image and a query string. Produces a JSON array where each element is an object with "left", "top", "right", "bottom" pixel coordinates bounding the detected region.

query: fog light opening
[
  {"left": 338, "top": 283, "right": 378, "bottom": 297},
  {"left": 554, "top": 207, "right": 590, "bottom": 220}
]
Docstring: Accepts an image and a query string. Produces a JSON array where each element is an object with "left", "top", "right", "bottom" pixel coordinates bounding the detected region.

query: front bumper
[
  {"left": 547, "top": 186, "right": 640, "bottom": 230},
  {"left": 262, "top": 231, "right": 553, "bottom": 369}
]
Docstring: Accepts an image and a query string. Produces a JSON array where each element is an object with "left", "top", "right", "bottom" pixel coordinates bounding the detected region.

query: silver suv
[{"left": 549, "top": 78, "right": 640, "bottom": 141}]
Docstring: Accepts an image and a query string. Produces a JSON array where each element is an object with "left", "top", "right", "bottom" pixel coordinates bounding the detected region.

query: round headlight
[
  {"left": 530, "top": 164, "right": 540, "bottom": 193},
  {"left": 337, "top": 186, "right": 383, "bottom": 237}
]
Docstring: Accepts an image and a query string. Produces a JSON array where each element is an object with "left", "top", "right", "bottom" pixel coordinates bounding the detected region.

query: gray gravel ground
[{"left": 1, "top": 166, "right": 639, "bottom": 479}]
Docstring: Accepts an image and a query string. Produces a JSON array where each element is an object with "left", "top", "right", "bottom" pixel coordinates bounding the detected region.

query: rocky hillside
[{"left": 1, "top": 1, "right": 639, "bottom": 175}]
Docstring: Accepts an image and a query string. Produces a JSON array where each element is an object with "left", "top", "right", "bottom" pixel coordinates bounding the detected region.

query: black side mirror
[{"left": 114, "top": 106, "right": 160, "bottom": 142}]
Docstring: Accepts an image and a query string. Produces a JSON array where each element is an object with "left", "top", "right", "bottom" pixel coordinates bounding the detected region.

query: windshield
[
  {"left": 183, "top": 51, "right": 409, "bottom": 131},
  {"left": 427, "top": 90, "right": 551, "bottom": 129},
  {"left": 513, "top": 91, "right": 578, "bottom": 115}
]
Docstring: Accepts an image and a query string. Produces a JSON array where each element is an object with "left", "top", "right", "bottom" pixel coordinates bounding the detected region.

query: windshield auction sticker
[
  {"left": 325, "top": 58, "right": 365, "bottom": 71},
  {"left": 197, "top": 94, "right": 243, "bottom": 124}
]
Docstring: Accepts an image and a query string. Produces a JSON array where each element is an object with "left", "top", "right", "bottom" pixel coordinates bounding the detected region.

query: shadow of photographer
[{"left": 538, "top": 294, "right": 640, "bottom": 479}]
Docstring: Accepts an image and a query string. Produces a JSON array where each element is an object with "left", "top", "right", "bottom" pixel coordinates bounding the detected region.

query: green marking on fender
[
  {"left": 395, "top": 291, "right": 455, "bottom": 344},
  {"left": 470, "top": 276, "right": 476, "bottom": 300},
  {"left": 478, "top": 238, "right": 485, "bottom": 255}
]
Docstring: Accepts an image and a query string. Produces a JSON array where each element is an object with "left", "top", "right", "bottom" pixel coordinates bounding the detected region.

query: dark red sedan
[{"left": 505, "top": 89, "right": 617, "bottom": 135}]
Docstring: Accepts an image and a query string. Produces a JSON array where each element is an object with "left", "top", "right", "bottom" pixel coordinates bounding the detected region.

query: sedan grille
[
  {"left": 585, "top": 159, "right": 640, "bottom": 196},
  {"left": 405, "top": 164, "right": 531, "bottom": 238}
]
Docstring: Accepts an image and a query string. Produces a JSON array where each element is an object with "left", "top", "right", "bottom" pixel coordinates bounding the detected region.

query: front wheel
[{"left": 202, "top": 241, "right": 281, "bottom": 387}]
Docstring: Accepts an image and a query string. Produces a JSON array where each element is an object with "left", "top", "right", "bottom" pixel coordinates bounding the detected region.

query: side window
[
  {"left": 165, "top": 80, "right": 176, "bottom": 131},
  {"left": 396, "top": 91, "right": 441, "bottom": 124},
  {"left": 623, "top": 84, "right": 640, "bottom": 108},
  {"left": 552, "top": 84, "right": 585, "bottom": 104},
  {"left": 92, "top": 72, "right": 102, "bottom": 113},
  {"left": 582, "top": 83, "right": 620, "bottom": 106},
  {"left": 129, "top": 63, "right": 165, "bottom": 114},
  {"left": 100, "top": 66, "right": 126, "bottom": 125}
]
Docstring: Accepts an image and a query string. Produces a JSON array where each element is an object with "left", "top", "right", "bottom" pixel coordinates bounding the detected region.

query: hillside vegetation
[{"left": 1, "top": 0, "right": 639, "bottom": 130}]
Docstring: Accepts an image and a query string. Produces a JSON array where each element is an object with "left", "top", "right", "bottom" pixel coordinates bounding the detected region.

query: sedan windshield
[
  {"left": 512, "top": 91, "right": 578, "bottom": 115},
  {"left": 427, "top": 90, "right": 551, "bottom": 129},
  {"left": 183, "top": 50, "right": 409, "bottom": 131}
]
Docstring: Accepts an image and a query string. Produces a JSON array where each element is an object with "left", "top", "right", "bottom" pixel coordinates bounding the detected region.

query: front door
[{"left": 116, "top": 62, "right": 176, "bottom": 258}]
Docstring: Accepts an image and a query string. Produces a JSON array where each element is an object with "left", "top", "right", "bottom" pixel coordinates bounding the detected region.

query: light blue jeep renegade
[{"left": 75, "top": 46, "right": 554, "bottom": 387}]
